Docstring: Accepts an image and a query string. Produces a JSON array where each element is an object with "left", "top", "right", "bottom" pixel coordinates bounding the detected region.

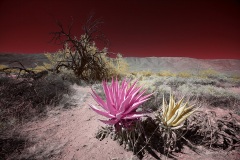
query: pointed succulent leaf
[
  {"left": 171, "top": 110, "right": 195, "bottom": 127},
  {"left": 89, "top": 104, "right": 114, "bottom": 119},
  {"left": 124, "top": 97, "right": 151, "bottom": 115},
  {"left": 90, "top": 88, "right": 108, "bottom": 110},
  {"left": 171, "top": 102, "right": 188, "bottom": 123},
  {"left": 123, "top": 112, "right": 147, "bottom": 119},
  {"left": 126, "top": 80, "right": 139, "bottom": 96},
  {"left": 103, "top": 81, "right": 116, "bottom": 114}
]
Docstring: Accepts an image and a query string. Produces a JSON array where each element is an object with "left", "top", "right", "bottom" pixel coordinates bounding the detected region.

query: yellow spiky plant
[
  {"left": 155, "top": 92, "right": 198, "bottom": 153},
  {"left": 157, "top": 93, "right": 197, "bottom": 129}
]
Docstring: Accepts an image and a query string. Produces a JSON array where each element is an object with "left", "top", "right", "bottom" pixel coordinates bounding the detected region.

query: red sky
[{"left": 0, "top": 0, "right": 240, "bottom": 59}]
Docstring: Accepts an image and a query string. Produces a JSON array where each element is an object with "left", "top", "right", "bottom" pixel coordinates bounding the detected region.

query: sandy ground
[
  {"left": 18, "top": 84, "right": 240, "bottom": 160},
  {"left": 20, "top": 85, "right": 135, "bottom": 160}
]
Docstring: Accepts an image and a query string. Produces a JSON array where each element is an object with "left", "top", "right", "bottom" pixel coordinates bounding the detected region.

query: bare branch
[{"left": 49, "top": 15, "right": 115, "bottom": 82}]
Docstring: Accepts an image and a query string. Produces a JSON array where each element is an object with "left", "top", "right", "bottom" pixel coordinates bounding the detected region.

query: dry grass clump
[
  {"left": 230, "top": 75, "right": 240, "bottom": 87},
  {"left": 0, "top": 133, "right": 32, "bottom": 160},
  {"left": 185, "top": 111, "right": 240, "bottom": 150},
  {"left": 164, "top": 77, "right": 187, "bottom": 90},
  {"left": 0, "top": 61, "right": 47, "bottom": 80},
  {"left": 137, "top": 70, "right": 154, "bottom": 77},
  {"left": 178, "top": 84, "right": 240, "bottom": 108},
  {"left": 0, "top": 74, "right": 70, "bottom": 129},
  {"left": 129, "top": 70, "right": 156, "bottom": 77},
  {"left": 198, "top": 69, "right": 219, "bottom": 79},
  {"left": 157, "top": 71, "right": 176, "bottom": 77},
  {"left": 0, "top": 72, "right": 71, "bottom": 158},
  {"left": 188, "top": 77, "right": 218, "bottom": 85},
  {"left": 0, "top": 64, "right": 9, "bottom": 70},
  {"left": 27, "top": 65, "right": 52, "bottom": 73},
  {"left": 177, "top": 71, "right": 192, "bottom": 78}
]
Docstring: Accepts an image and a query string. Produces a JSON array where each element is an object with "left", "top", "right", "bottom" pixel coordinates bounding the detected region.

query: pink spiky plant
[{"left": 89, "top": 77, "right": 153, "bottom": 130}]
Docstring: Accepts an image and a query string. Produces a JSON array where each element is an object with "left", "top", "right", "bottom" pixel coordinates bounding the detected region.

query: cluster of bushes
[
  {"left": 130, "top": 74, "right": 240, "bottom": 116},
  {"left": 90, "top": 78, "right": 240, "bottom": 159},
  {"left": 92, "top": 69, "right": 240, "bottom": 115},
  {"left": 90, "top": 70, "right": 239, "bottom": 159}
]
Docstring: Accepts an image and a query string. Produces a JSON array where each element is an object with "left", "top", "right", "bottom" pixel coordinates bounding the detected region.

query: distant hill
[
  {"left": 0, "top": 53, "right": 239, "bottom": 75},
  {"left": 0, "top": 53, "right": 49, "bottom": 68},
  {"left": 124, "top": 57, "right": 240, "bottom": 75}
]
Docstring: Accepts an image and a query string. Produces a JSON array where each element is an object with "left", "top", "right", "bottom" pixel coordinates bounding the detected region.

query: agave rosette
[
  {"left": 159, "top": 93, "right": 197, "bottom": 129},
  {"left": 89, "top": 77, "right": 153, "bottom": 127}
]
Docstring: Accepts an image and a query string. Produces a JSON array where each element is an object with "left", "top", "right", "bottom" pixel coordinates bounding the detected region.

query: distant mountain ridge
[
  {"left": 0, "top": 53, "right": 49, "bottom": 68},
  {"left": 0, "top": 54, "right": 239, "bottom": 75},
  {"left": 124, "top": 57, "right": 240, "bottom": 75}
]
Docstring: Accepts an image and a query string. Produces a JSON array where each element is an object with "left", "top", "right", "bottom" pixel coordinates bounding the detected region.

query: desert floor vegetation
[
  {"left": 1, "top": 61, "right": 240, "bottom": 159},
  {"left": 0, "top": 17, "right": 240, "bottom": 159},
  {"left": 0, "top": 70, "right": 73, "bottom": 158},
  {"left": 91, "top": 74, "right": 240, "bottom": 158}
]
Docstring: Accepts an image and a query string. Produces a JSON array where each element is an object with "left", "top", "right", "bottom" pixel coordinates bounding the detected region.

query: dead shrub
[
  {"left": 185, "top": 111, "right": 240, "bottom": 150},
  {"left": 49, "top": 15, "right": 129, "bottom": 83}
]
